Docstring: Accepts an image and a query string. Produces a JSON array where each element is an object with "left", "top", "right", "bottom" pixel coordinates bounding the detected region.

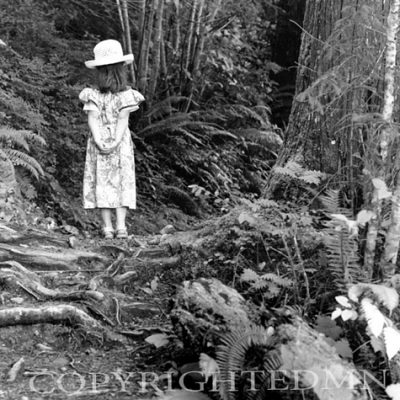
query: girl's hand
[{"left": 96, "top": 141, "right": 114, "bottom": 154}]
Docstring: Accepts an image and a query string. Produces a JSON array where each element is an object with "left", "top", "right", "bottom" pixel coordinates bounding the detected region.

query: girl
[{"left": 79, "top": 39, "right": 144, "bottom": 239}]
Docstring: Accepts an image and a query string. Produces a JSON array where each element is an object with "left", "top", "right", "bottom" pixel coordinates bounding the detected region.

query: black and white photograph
[{"left": 0, "top": 0, "right": 398, "bottom": 399}]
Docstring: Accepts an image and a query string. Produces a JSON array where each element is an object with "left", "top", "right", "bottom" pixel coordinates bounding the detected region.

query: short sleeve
[
  {"left": 117, "top": 89, "right": 145, "bottom": 113},
  {"left": 79, "top": 88, "right": 99, "bottom": 113}
]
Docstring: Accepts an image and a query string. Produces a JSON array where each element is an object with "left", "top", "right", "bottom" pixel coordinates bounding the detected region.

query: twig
[
  {"left": 281, "top": 235, "right": 300, "bottom": 302},
  {"left": 17, "top": 282, "right": 41, "bottom": 301},
  {"left": 113, "top": 297, "right": 122, "bottom": 325},
  {"left": 293, "top": 235, "right": 311, "bottom": 306}
]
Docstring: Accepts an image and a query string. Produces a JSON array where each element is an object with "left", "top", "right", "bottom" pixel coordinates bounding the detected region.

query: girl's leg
[
  {"left": 115, "top": 206, "right": 127, "bottom": 230},
  {"left": 101, "top": 208, "right": 113, "bottom": 233}
]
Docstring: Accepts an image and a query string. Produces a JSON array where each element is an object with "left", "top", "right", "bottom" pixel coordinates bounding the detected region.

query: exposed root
[
  {"left": 0, "top": 261, "right": 104, "bottom": 302},
  {"left": 0, "top": 243, "right": 108, "bottom": 270}
]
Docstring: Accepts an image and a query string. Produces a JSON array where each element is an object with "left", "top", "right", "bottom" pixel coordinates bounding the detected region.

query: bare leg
[
  {"left": 116, "top": 207, "right": 128, "bottom": 230},
  {"left": 101, "top": 208, "right": 113, "bottom": 230}
]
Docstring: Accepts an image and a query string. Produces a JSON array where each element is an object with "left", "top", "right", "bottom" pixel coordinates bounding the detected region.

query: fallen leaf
[{"left": 145, "top": 333, "right": 169, "bottom": 348}]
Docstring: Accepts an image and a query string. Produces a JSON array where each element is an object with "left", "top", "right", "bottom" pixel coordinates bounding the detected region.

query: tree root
[
  {"left": 0, "top": 261, "right": 104, "bottom": 302},
  {"left": 0, "top": 304, "right": 100, "bottom": 328},
  {"left": 0, "top": 243, "right": 108, "bottom": 270}
]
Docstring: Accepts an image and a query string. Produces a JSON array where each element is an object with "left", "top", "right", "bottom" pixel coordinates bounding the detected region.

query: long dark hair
[{"left": 96, "top": 62, "right": 127, "bottom": 93}]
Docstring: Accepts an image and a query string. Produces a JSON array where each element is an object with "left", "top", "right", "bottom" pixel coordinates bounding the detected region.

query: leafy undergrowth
[
  {"left": 0, "top": 193, "right": 393, "bottom": 400},
  {"left": 0, "top": 197, "right": 316, "bottom": 400}
]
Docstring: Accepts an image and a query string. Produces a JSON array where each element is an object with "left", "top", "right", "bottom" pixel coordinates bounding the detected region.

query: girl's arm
[
  {"left": 107, "top": 109, "right": 130, "bottom": 150},
  {"left": 87, "top": 111, "right": 111, "bottom": 153}
]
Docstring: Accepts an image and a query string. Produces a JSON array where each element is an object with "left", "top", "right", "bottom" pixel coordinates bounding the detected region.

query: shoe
[
  {"left": 116, "top": 228, "right": 128, "bottom": 239},
  {"left": 102, "top": 227, "right": 114, "bottom": 239}
]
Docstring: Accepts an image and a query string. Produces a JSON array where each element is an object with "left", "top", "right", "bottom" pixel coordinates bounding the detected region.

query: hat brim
[{"left": 85, "top": 54, "right": 134, "bottom": 69}]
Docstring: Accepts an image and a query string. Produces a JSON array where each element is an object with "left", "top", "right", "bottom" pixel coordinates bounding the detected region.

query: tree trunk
[
  {"left": 137, "top": 0, "right": 146, "bottom": 77},
  {"left": 121, "top": 0, "right": 136, "bottom": 85},
  {"left": 184, "top": 0, "right": 206, "bottom": 110},
  {"left": 138, "top": 0, "right": 156, "bottom": 93},
  {"left": 147, "top": 0, "right": 164, "bottom": 107},
  {"left": 173, "top": 0, "right": 181, "bottom": 55},
  {"left": 265, "top": 0, "right": 385, "bottom": 195},
  {"left": 115, "top": 0, "right": 127, "bottom": 50},
  {"left": 138, "top": 0, "right": 146, "bottom": 50},
  {"left": 180, "top": 0, "right": 198, "bottom": 92},
  {"left": 380, "top": 0, "right": 400, "bottom": 274},
  {"left": 268, "top": 0, "right": 344, "bottom": 171},
  {"left": 160, "top": 29, "right": 172, "bottom": 109}
]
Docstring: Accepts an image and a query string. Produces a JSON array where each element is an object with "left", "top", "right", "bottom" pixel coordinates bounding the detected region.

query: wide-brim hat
[{"left": 85, "top": 39, "right": 134, "bottom": 69}]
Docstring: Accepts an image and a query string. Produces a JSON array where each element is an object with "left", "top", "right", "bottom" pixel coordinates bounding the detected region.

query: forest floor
[{"left": 0, "top": 217, "right": 205, "bottom": 400}]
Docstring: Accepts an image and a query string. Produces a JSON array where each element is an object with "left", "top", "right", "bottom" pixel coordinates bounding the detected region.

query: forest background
[
  {"left": 0, "top": 0, "right": 302, "bottom": 234},
  {"left": 5, "top": 0, "right": 400, "bottom": 399}
]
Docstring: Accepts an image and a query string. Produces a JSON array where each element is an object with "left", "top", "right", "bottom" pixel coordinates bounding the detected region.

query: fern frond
[
  {"left": 0, "top": 92, "right": 45, "bottom": 129},
  {"left": 323, "top": 220, "right": 363, "bottom": 291},
  {"left": 248, "top": 350, "right": 283, "bottom": 400},
  {"left": 216, "top": 326, "right": 276, "bottom": 400},
  {"left": 274, "top": 161, "right": 325, "bottom": 185},
  {"left": 172, "top": 127, "right": 204, "bottom": 145},
  {"left": 0, "top": 127, "right": 29, "bottom": 151},
  {"left": 137, "top": 113, "right": 193, "bottom": 137},
  {"left": 235, "top": 128, "right": 283, "bottom": 147},
  {"left": 4, "top": 149, "right": 44, "bottom": 179},
  {"left": 145, "top": 96, "right": 193, "bottom": 119},
  {"left": 224, "top": 104, "right": 270, "bottom": 128},
  {"left": 0, "top": 126, "right": 46, "bottom": 149},
  {"left": 319, "top": 189, "right": 352, "bottom": 217},
  {"left": 261, "top": 273, "right": 293, "bottom": 287},
  {"left": 209, "top": 129, "right": 238, "bottom": 141}
]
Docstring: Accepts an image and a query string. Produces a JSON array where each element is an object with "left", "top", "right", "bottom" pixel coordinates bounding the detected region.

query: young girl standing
[{"left": 79, "top": 39, "right": 144, "bottom": 239}]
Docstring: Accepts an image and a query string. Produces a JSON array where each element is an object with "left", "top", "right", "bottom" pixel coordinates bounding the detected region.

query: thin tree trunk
[
  {"left": 138, "top": 0, "right": 146, "bottom": 47},
  {"left": 138, "top": 0, "right": 156, "bottom": 93},
  {"left": 173, "top": 0, "right": 180, "bottom": 55},
  {"left": 148, "top": 0, "right": 164, "bottom": 106},
  {"left": 184, "top": 0, "right": 205, "bottom": 111},
  {"left": 137, "top": 0, "right": 146, "bottom": 71},
  {"left": 184, "top": 0, "right": 198, "bottom": 73},
  {"left": 121, "top": 0, "right": 135, "bottom": 85},
  {"left": 380, "top": 0, "right": 400, "bottom": 274},
  {"left": 160, "top": 29, "right": 172, "bottom": 110},
  {"left": 191, "top": 0, "right": 206, "bottom": 77},
  {"left": 115, "top": 0, "right": 127, "bottom": 50}
]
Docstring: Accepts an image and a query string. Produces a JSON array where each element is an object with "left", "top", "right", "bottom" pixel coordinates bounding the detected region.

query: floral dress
[{"left": 79, "top": 87, "right": 144, "bottom": 209}]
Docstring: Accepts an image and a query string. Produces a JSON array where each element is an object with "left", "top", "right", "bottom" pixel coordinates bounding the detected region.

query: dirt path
[{"left": 0, "top": 226, "right": 187, "bottom": 399}]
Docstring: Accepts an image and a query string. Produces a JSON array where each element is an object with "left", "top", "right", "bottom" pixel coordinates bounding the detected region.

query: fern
[
  {"left": 0, "top": 126, "right": 45, "bottom": 179},
  {"left": 274, "top": 160, "right": 325, "bottom": 186},
  {"left": 234, "top": 128, "right": 283, "bottom": 148},
  {"left": 320, "top": 190, "right": 365, "bottom": 291},
  {"left": 248, "top": 350, "right": 283, "bottom": 400},
  {"left": 223, "top": 104, "right": 271, "bottom": 129},
  {"left": 145, "top": 96, "right": 195, "bottom": 119},
  {"left": 0, "top": 92, "right": 45, "bottom": 130},
  {"left": 216, "top": 325, "right": 278, "bottom": 400},
  {"left": 241, "top": 268, "right": 293, "bottom": 299},
  {"left": 319, "top": 189, "right": 353, "bottom": 217}
]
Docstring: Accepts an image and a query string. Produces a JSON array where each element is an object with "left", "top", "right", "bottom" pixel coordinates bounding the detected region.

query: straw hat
[{"left": 85, "top": 39, "right": 134, "bottom": 69}]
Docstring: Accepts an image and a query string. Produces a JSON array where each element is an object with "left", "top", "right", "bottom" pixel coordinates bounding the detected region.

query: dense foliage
[{"left": 0, "top": 0, "right": 295, "bottom": 230}]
